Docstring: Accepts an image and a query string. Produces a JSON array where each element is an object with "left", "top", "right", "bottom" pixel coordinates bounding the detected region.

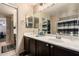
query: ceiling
[
  {"left": 40, "top": 3, "right": 79, "bottom": 17},
  {"left": 0, "top": 3, "right": 16, "bottom": 15},
  {"left": 1, "top": 3, "right": 79, "bottom": 17}
]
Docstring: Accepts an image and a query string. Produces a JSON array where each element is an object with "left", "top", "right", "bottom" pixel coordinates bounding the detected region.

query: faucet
[{"left": 56, "top": 33, "right": 61, "bottom": 39}]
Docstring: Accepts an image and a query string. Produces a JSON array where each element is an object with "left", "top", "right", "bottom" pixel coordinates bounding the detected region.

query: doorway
[{"left": 0, "top": 4, "right": 17, "bottom": 55}]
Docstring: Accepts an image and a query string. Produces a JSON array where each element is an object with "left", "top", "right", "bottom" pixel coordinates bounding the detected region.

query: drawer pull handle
[
  {"left": 46, "top": 44, "right": 49, "bottom": 46},
  {"left": 50, "top": 45, "right": 53, "bottom": 48}
]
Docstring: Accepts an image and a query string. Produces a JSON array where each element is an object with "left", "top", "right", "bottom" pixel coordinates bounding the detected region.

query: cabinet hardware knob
[
  {"left": 50, "top": 45, "right": 53, "bottom": 48},
  {"left": 46, "top": 44, "right": 49, "bottom": 46}
]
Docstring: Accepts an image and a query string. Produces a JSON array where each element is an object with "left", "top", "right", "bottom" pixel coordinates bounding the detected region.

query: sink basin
[
  {"left": 44, "top": 36, "right": 64, "bottom": 43},
  {"left": 61, "top": 38, "right": 72, "bottom": 43},
  {"left": 48, "top": 37, "right": 72, "bottom": 43},
  {"left": 49, "top": 38, "right": 64, "bottom": 43},
  {"left": 36, "top": 35, "right": 43, "bottom": 37},
  {"left": 61, "top": 38, "right": 79, "bottom": 45}
]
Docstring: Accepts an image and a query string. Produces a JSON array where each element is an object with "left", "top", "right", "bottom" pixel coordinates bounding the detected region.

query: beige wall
[{"left": 15, "top": 4, "right": 33, "bottom": 54}]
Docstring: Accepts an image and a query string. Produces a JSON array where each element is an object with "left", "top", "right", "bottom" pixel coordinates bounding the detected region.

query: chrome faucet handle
[{"left": 56, "top": 33, "right": 61, "bottom": 39}]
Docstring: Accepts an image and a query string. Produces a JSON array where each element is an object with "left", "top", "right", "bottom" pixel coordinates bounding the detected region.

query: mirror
[
  {"left": 25, "top": 16, "right": 39, "bottom": 28},
  {"left": 26, "top": 16, "right": 33, "bottom": 28}
]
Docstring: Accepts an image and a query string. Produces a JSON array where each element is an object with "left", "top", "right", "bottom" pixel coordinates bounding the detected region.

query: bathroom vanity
[{"left": 23, "top": 33, "right": 79, "bottom": 56}]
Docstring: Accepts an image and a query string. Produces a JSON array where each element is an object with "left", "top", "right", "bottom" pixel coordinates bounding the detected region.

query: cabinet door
[
  {"left": 49, "top": 45, "right": 54, "bottom": 56},
  {"left": 51, "top": 45, "right": 79, "bottom": 56},
  {"left": 50, "top": 45, "right": 69, "bottom": 56},
  {"left": 53, "top": 46, "right": 66, "bottom": 56},
  {"left": 24, "top": 36, "right": 30, "bottom": 54},
  {"left": 29, "top": 38, "right": 36, "bottom": 56},
  {"left": 36, "top": 40, "right": 50, "bottom": 56}
]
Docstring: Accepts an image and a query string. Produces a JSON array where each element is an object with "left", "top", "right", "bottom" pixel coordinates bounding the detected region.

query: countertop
[{"left": 24, "top": 33, "right": 79, "bottom": 52}]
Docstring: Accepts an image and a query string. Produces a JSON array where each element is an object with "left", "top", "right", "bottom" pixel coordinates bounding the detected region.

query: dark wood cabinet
[
  {"left": 52, "top": 46, "right": 67, "bottom": 56},
  {"left": 24, "top": 36, "right": 79, "bottom": 56},
  {"left": 24, "top": 36, "right": 30, "bottom": 54},
  {"left": 49, "top": 45, "right": 66, "bottom": 56},
  {"left": 19, "top": 36, "right": 30, "bottom": 56},
  {"left": 29, "top": 38, "right": 36, "bottom": 56},
  {"left": 50, "top": 45, "right": 79, "bottom": 56},
  {"left": 36, "top": 40, "right": 50, "bottom": 56},
  {"left": 49, "top": 45, "right": 54, "bottom": 56}
]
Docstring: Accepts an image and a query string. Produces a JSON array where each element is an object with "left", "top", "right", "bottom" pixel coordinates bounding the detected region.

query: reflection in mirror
[
  {"left": 34, "top": 17, "right": 39, "bottom": 28},
  {"left": 0, "top": 18, "right": 6, "bottom": 42},
  {"left": 25, "top": 16, "right": 39, "bottom": 28},
  {"left": 0, "top": 4, "right": 17, "bottom": 54},
  {"left": 26, "top": 16, "right": 33, "bottom": 28}
]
